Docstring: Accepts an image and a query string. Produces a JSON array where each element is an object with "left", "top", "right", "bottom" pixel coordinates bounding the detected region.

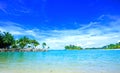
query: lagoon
[{"left": 0, "top": 50, "right": 120, "bottom": 73}]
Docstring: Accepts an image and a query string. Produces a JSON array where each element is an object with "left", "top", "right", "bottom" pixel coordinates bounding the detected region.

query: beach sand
[{"left": 0, "top": 66, "right": 120, "bottom": 73}]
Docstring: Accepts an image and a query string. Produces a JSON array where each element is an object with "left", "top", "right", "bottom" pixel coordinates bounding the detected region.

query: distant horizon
[{"left": 0, "top": 0, "right": 120, "bottom": 50}]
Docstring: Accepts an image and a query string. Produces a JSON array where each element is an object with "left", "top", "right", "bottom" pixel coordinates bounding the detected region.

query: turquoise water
[{"left": 0, "top": 50, "right": 120, "bottom": 73}]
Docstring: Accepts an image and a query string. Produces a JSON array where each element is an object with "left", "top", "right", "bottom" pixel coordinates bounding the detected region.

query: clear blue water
[{"left": 0, "top": 50, "right": 120, "bottom": 73}]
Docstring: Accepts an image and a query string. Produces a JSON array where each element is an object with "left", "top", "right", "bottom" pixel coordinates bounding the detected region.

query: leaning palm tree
[
  {"left": 30, "top": 39, "right": 39, "bottom": 49},
  {"left": 42, "top": 42, "right": 46, "bottom": 49},
  {"left": 18, "top": 36, "right": 29, "bottom": 49}
]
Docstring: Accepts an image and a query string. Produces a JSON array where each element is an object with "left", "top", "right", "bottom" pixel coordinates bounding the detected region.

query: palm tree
[
  {"left": 30, "top": 39, "right": 39, "bottom": 49},
  {"left": 42, "top": 42, "right": 46, "bottom": 49},
  {"left": 11, "top": 40, "right": 19, "bottom": 49},
  {"left": 0, "top": 31, "right": 4, "bottom": 48},
  {"left": 18, "top": 36, "right": 29, "bottom": 49},
  {"left": 2, "top": 32, "right": 15, "bottom": 49}
]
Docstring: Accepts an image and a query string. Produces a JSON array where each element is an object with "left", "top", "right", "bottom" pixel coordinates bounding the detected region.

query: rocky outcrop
[{"left": 0, "top": 48, "right": 47, "bottom": 52}]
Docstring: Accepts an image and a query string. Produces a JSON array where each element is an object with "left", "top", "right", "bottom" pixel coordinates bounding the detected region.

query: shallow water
[{"left": 0, "top": 50, "right": 120, "bottom": 73}]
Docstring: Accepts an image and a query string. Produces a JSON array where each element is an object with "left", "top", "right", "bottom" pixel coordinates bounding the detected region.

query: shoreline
[
  {"left": 0, "top": 48, "right": 120, "bottom": 52},
  {"left": 105, "top": 49, "right": 120, "bottom": 50},
  {"left": 0, "top": 48, "right": 48, "bottom": 52}
]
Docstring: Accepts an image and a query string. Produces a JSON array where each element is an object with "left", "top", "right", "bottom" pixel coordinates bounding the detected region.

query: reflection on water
[{"left": 0, "top": 50, "right": 120, "bottom": 73}]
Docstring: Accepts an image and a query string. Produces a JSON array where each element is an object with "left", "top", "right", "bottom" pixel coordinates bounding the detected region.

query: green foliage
[
  {"left": 102, "top": 42, "right": 120, "bottom": 49},
  {"left": 42, "top": 42, "right": 46, "bottom": 49},
  {"left": 65, "top": 45, "right": 82, "bottom": 50},
  {"left": 17, "top": 36, "right": 40, "bottom": 49},
  {"left": 85, "top": 47, "right": 102, "bottom": 49},
  {"left": 0, "top": 31, "right": 41, "bottom": 49},
  {"left": 0, "top": 31, "right": 15, "bottom": 49},
  {"left": 30, "top": 39, "right": 39, "bottom": 48},
  {"left": 3, "top": 32, "right": 15, "bottom": 48},
  {"left": 0, "top": 31, "right": 4, "bottom": 48},
  {"left": 18, "top": 36, "right": 30, "bottom": 49},
  {"left": 11, "top": 40, "right": 19, "bottom": 48}
]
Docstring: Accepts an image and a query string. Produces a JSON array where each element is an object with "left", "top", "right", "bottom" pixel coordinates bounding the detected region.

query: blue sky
[{"left": 0, "top": 0, "right": 120, "bottom": 49}]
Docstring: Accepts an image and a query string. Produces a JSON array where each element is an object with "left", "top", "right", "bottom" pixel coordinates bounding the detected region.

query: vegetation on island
[
  {"left": 42, "top": 42, "right": 47, "bottom": 49},
  {"left": 0, "top": 31, "right": 49, "bottom": 52},
  {"left": 65, "top": 42, "right": 120, "bottom": 50},
  {"left": 102, "top": 42, "right": 120, "bottom": 49},
  {"left": 85, "top": 47, "right": 102, "bottom": 50},
  {"left": 65, "top": 45, "right": 83, "bottom": 50},
  {"left": 12, "top": 36, "right": 40, "bottom": 49},
  {"left": 0, "top": 32, "right": 15, "bottom": 49}
]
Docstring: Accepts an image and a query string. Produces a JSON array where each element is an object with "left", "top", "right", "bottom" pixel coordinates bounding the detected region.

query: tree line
[
  {"left": 65, "top": 42, "right": 120, "bottom": 50},
  {"left": 65, "top": 45, "right": 83, "bottom": 50},
  {"left": 102, "top": 42, "right": 120, "bottom": 49},
  {"left": 0, "top": 31, "right": 48, "bottom": 50}
]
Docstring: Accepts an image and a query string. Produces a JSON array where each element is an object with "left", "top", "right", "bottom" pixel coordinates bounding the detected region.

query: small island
[
  {"left": 65, "top": 42, "right": 120, "bottom": 50},
  {"left": 0, "top": 31, "right": 49, "bottom": 52},
  {"left": 65, "top": 45, "right": 83, "bottom": 50}
]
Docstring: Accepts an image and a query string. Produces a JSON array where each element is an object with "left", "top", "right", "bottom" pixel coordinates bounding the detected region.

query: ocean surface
[{"left": 0, "top": 50, "right": 120, "bottom": 73}]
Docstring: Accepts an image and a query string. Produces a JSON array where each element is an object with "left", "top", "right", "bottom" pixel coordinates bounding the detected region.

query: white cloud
[
  {"left": 0, "top": 21, "right": 24, "bottom": 35},
  {"left": 0, "top": 15, "right": 120, "bottom": 50},
  {"left": 0, "top": 21, "right": 43, "bottom": 39},
  {"left": 39, "top": 15, "right": 120, "bottom": 49},
  {"left": 42, "top": 32, "right": 120, "bottom": 49}
]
